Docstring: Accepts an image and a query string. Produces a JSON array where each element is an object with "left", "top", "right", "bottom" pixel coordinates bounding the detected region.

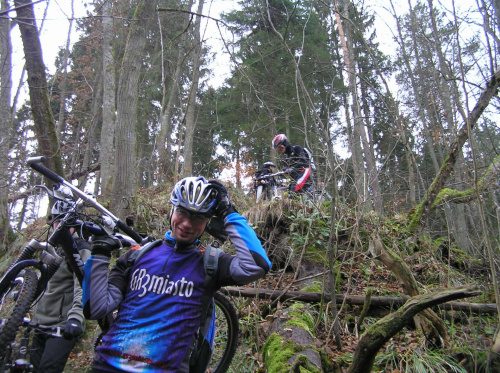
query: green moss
[
  {"left": 285, "top": 318, "right": 312, "bottom": 333},
  {"left": 288, "top": 303, "right": 315, "bottom": 332},
  {"left": 262, "top": 333, "right": 297, "bottom": 372},
  {"left": 294, "top": 354, "right": 323, "bottom": 372},
  {"left": 301, "top": 281, "right": 322, "bottom": 293}
]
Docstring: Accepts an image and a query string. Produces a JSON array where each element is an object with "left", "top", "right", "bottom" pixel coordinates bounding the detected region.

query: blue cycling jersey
[
  {"left": 90, "top": 240, "right": 208, "bottom": 372},
  {"left": 83, "top": 212, "right": 270, "bottom": 372}
]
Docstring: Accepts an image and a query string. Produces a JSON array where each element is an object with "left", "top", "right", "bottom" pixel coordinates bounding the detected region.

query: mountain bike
[
  {"left": 0, "top": 156, "right": 239, "bottom": 372},
  {"left": 0, "top": 319, "right": 64, "bottom": 372}
]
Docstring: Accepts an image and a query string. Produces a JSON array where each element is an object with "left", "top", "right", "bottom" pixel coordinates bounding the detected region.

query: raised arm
[{"left": 82, "top": 238, "right": 132, "bottom": 320}]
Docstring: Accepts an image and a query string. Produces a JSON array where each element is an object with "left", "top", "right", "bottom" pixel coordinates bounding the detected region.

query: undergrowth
[{"left": 2, "top": 186, "right": 497, "bottom": 372}]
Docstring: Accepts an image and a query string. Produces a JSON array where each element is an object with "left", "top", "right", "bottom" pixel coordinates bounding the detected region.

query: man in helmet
[
  {"left": 30, "top": 199, "right": 91, "bottom": 373},
  {"left": 272, "top": 133, "right": 313, "bottom": 195},
  {"left": 82, "top": 177, "right": 271, "bottom": 372},
  {"left": 254, "top": 161, "right": 278, "bottom": 201}
]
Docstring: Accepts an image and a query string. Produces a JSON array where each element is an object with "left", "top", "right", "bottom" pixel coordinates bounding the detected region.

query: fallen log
[
  {"left": 347, "top": 284, "right": 482, "bottom": 373},
  {"left": 222, "top": 286, "right": 497, "bottom": 314}
]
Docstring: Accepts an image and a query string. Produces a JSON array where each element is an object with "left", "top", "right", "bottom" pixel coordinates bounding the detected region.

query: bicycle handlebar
[
  {"left": 27, "top": 156, "right": 143, "bottom": 244},
  {"left": 268, "top": 171, "right": 286, "bottom": 177}
]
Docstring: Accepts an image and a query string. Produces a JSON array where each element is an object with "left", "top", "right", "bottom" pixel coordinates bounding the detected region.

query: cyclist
[
  {"left": 272, "top": 133, "right": 313, "bottom": 195},
  {"left": 254, "top": 161, "right": 277, "bottom": 200},
  {"left": 82, "top": 177, "right": 271, "bottom": 372},
  {"left": 30, "top": 200, "right": 91, "bottom": 373}
]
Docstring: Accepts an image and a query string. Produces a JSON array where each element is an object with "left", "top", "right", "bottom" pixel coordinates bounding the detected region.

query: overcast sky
[{"left": 9, "top": 0, "right": 478, "bottom": 108}]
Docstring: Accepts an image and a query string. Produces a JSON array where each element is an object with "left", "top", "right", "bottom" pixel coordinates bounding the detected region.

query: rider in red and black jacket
[{"left": 272, "top": 134, "right": 313, "bottom": 195}]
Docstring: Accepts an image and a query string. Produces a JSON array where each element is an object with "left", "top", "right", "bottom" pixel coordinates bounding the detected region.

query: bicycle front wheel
[
  {"left": 208, "top": 292, "right": 239, "bottom": 373},
  {"left": 0, "top": 268, "right": 37, "bottom": 356},
  {"left": 255, "top": 185, "right": 264, "bottom": 202}
]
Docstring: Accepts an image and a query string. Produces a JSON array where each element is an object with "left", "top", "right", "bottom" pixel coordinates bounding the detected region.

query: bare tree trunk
[
  {"left": 14, "top": 0, "right": 63, "bottom": 179},
  {"left": 56, "top": 0, "right": 74, "bottom": 137},
  {"left": 157, "top": 0, "right": 194, "bottom": 181},
  {"left": 181, "top": 0, "right": 204, "bottom": 177},
  {"left": 333, "top": 0, "right": 367, "bottom": 210},
  {"left": 80, "top": 78, "right": 103, "bottom": 189},
  {"left": 99, "top": 0, "right": 116, "bottom": 197},
  {"left": 111, "top": 0, "right": 160, "bottom": 219},
  {"left": 0, "top": 0, "right": 12, "bottom": 249}
]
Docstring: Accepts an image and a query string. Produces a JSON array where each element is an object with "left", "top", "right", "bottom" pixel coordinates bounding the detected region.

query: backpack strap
[
  {"left": 203, "top": 244, "right": 221, "bottom": 289},
  {"left": 189, "top": 244, "right": 222, "bottom": 371},
  {"left": 124, "top": 239, "right": 163, "bottom": 275}
]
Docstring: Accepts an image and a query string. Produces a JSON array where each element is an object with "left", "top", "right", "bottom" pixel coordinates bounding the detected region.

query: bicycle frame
[{"left": 0, "top": 157, "right": 143, "bottom": 342}]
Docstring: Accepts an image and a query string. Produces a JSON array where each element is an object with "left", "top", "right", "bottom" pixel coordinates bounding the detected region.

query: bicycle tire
[
  {"left": 0, "top": 268, "right": 37, "bottom": 356},
  {"left": 208, "top": 291, "right": 239, "bottom": 373}
]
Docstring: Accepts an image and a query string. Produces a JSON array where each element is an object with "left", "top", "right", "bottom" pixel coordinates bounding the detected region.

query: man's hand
[
  {"left": 209, "top": 180, "right": 238, "bottom": 219},
  {"left": 283, "top": 168, "right": 293, "bottom": 175},
  {"left": 91, "top": 236, "right": 130, "bottom": 257},
  {"left": 63, "top": 318, "right": 82, "bottom": 339}
]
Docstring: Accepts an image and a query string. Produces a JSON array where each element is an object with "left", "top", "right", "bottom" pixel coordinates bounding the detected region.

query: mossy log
[
  {"left": 262, "top": 303, "right": 325, "bottom": 373},
  {"left": 346, "top": 284, "right": 481, "bottom": 373}
]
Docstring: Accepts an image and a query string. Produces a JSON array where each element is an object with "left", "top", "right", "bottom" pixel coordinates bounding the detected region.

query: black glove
[
  {"left": 63, "top": 318, "right": 82, "bottom": 339},
  {"left": 91, "top": 236, "right": 130, "bottom": 257},
  {"left": 209, "top": 180, "right": 238, "bottom": 219}
]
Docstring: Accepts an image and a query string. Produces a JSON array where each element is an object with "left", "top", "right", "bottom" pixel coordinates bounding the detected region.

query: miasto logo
[{"left": 130, "top": 268, "right": 195, "bottom": 298}]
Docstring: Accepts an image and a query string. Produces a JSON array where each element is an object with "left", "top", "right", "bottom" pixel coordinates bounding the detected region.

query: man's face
[
  {"left": 171, "top": 207, "right": 209, "bottom": 244},
  {"left": 277, "top": 144, "right": 286, "bottom": 153}
]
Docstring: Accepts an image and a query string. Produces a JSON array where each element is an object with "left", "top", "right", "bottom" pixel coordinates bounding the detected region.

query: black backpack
[{"left": 303, "top": 147, "right": 317, "bottom": 171}]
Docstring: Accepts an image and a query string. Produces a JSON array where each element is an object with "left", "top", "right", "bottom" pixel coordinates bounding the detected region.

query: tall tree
[
  {"left": 14, "top": 0, "right": 63, "bottom": 178},
  {"left": 181, "top": 0, "right": 205, "bottom": 177},
  {"left": 110, "top": 0, "right": 160, "bottom": 219},
  {"left": 99, "top": 0, "right": 116, "bottom": 197},
  {"left": 0, "top": 0, "right": 12, "bottom": 248}
]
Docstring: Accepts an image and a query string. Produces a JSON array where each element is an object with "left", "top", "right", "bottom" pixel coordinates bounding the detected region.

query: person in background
[
  {"left": 30, "top": 200, "right": 91, "bottom": 373},
  {"left": 272, "top": 133, "right": 313, "bottom": 195},
  {"left": 82, "top": 176, "right": 271, "bottom": 372},
  {"left": 254, "top": 161, "right": 278, "bottom": 200}
]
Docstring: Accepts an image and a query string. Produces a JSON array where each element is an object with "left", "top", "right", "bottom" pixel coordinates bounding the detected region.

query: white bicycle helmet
[
  {"left": 50, "top": 200, "right": 74, "bottom": 217},
  {"left": 170, "top": 177, "right": 218, "bottom": 215},
  {"left": 263, "top": 161, "right": 275, "bottom": 168},
  {"left": 272, "top": 134, "right": 287, "bottom": 149}
]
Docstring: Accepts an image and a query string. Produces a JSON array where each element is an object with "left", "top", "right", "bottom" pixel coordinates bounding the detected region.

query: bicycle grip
[
  {"left": 28, "top": 157, "right": 64, "bottom": 184},
  {"left": 116, "top": 220, "right": 143, "bottom": 244}
]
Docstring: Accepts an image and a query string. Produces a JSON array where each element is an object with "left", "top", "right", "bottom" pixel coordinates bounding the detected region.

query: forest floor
[
  {"left": 4, "top": 185, "right": 497, "bottom": 372},
  {"left": 65, "top": 242, "right": 494, "bottom": 372}
]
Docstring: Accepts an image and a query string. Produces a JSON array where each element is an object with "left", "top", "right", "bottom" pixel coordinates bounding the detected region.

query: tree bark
[
  {"left": 0, "top": 0, "right": 12, "bottom": 249},
  {"left": 99, "top": 0, "right": 116, "bottom": 197},
  {"left": 111, "top": 0, "right": 160, "bottom": 219},
  {"left": 56, "top": 0, "right": 74, "bottom": 137},
  {"left": 221, "top": 287, "right": 496, "bottom": 314},
  {"left": 14, "top": 0, "right": 64, "bottom": 180},
  {"left": 333, "top": 0, "right": 367, "bottom": 211},
  {"left": 156, "top": 0, "right": 193, "bottom": 181},
  {"left": 181, "top": 0, "right": 204, "bottom": 177}
]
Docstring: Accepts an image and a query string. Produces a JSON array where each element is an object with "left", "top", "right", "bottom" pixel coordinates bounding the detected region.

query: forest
[{"left": 1, "top": 0, "right": 500, "bottom": 371}]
